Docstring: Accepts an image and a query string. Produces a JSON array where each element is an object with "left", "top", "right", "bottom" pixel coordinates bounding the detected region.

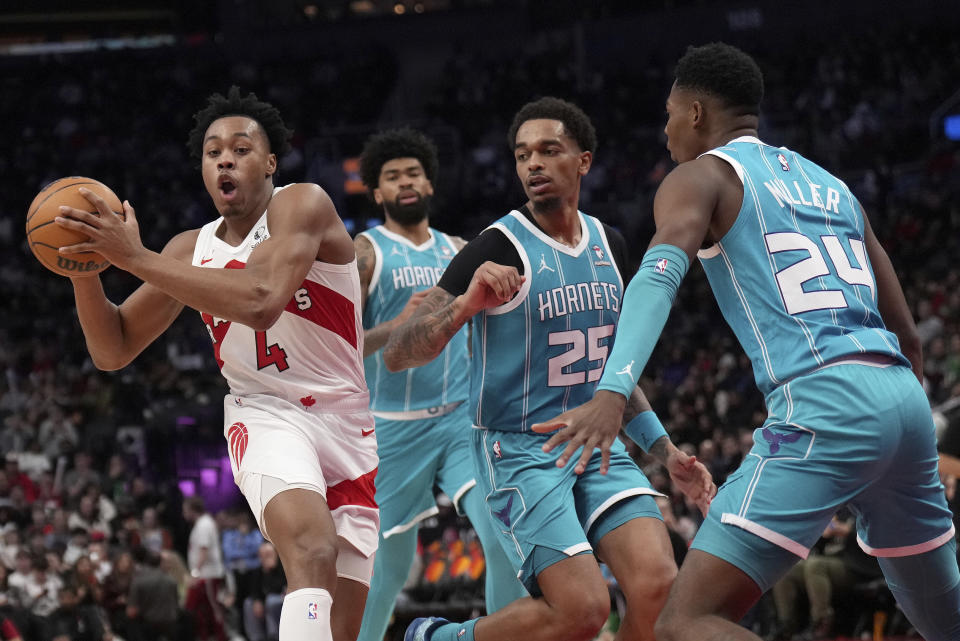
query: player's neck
[
  {"left": 383, "top": 217, "right": 431, "bottom": 245},
  {"left": 217, "top": 188, "right": 274, "bottom": 246},
  {"left": 712, "top": 118, "right": 759, "bottom": 149},
  {"left": 529, "top": 201, "right": 581, "bottom": 248}
]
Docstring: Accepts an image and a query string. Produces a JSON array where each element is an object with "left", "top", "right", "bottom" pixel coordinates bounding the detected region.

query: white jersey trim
[
  {"left": 373, "top": 224, "right": 437, "bottom": 251},
  {"left": 485, "top": 222, "right": 532, "bottom": 316},
  {"left": 857, "top": 524, "right": 956, "bottom": 558},
  {"left": 508, "top": 210, "right": 591, "bottom": 257},
  {"left": 721, "top": 512, "right": 810, "bottom": 559}
]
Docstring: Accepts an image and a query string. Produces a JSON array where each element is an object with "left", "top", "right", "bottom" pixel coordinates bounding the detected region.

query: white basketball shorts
[{"left": 222, "top": 393, "right": 380, "bottom": 562}]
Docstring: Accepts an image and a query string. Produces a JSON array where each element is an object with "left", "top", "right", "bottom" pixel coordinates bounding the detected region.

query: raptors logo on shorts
[{"left": 228, "top": 421, "right": 249, "bottom": 469}]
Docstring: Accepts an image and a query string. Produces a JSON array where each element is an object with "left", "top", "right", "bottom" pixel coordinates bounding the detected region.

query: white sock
[{"left": 279, "top": 587, "right": 333, "bottom": 641}]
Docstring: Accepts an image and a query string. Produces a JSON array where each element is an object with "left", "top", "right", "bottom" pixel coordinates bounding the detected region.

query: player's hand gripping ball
[{"left": 26, "top": 176, "right": 124, "bottom": 277}]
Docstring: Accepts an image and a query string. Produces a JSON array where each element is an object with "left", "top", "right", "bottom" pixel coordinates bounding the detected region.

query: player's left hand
[
  {"left": 55, "top": 187, "right": 143, "bottom": 271},
  {"left": 664, "top": 447, "right": 716, "bottom": 517},
  {"left": 532, "top": 391, "right": 627, "bottom": 475}
]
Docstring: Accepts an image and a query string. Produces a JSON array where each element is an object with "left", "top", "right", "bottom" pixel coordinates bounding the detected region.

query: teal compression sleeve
[
  {"left": 597, "top": 243, "right": 689, "bottom": 398},
  {"left": 624, "top": 410, "right": 668, "bottom": 453}
]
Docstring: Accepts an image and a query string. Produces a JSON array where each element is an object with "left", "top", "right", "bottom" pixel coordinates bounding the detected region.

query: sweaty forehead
[
  {"left": 515, "top": 118, "right": 569, "bottom": 146},
  {"left": 205, "top": 115, "right": 267, "bottom": 145}
]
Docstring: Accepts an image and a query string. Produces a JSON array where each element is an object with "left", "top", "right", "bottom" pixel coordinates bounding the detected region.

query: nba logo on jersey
[
  {"left": 777, "top": 153, "right": 790, "bottom": 172},
  {"left": 307, "top": 602, "right": 318, "bottom": 620},
  {"left": 655, "top": 258, "right": 668, "bottom": 274}
]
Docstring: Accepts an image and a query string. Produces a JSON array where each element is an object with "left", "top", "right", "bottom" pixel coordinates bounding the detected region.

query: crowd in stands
[{"left": 0, "top": 7, "right": 957, "bottom": 640}]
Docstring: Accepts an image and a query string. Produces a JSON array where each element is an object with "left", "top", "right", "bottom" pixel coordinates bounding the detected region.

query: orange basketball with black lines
[{"left": 26, "top": 176, "right": 124, "bottom": 277}]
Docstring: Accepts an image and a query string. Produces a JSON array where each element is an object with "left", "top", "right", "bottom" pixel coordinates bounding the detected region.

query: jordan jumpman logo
[{"left": 537, "top": 253, "right": 555, "bottom": 274}]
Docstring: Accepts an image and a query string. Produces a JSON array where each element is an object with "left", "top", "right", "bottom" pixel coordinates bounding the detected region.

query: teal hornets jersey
[
  {"left": 698, "top": 136, "right": 909, "bottom": 395},
  {"left": 472, "top": 211, "right": 623, "bottom": 432},
  {"left": 360, "top": 226, "right": 469, "bottom": 411}
]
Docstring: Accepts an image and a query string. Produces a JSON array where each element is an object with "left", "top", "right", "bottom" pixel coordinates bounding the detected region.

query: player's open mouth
[
  {"left": 398, "top": 191, "right": 420, "bottom": 206},
  {"left": 218, "top": 177, "right": 237, "bottom": 199},
  {"left": 528, "top": 175, "right": 550, "bottom": 194}
]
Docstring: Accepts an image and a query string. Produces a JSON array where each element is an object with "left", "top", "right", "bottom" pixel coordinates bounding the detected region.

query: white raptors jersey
[{"left": 192, "top": 194, "right": 368, "bottom": 411}]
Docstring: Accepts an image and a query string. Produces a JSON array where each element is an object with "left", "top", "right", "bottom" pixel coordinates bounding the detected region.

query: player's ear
[
  {"left": 373, "top": 187, "right": 384, "bottom": 206},
  {"left": 265, "top": 153, "right": 277, "bottom": 178},
  {"left": 691, "top": 100, "right": 704, "bottom": 129},
  {"left": 422, "top": 179, "right": 435, "bottom": 197},
  {"left": 578, "top": 150, "right": 592, "bottom": 176}
]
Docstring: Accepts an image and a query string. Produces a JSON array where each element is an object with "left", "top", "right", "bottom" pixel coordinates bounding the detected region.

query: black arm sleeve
[
  {"left": 602, "top": 223, "right": 634, "bottom": 282},
  {"left": 437, "top": 228, "right": 522, "bottom": 296}
]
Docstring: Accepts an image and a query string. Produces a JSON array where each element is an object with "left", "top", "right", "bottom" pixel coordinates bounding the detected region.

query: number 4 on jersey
[{"left": 256, "top": 331, "right": 289, "bottom": 372}]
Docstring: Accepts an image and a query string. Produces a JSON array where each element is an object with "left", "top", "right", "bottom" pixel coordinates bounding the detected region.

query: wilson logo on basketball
[{"left": 228, "top": 422, "right": 249, "bottom": 469}]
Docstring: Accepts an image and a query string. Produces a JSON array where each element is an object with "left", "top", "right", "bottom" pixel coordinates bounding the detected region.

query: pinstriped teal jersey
[
  {"left": 698, "top": 136, "right": 909, "bottom": 395},
  {"left": 472, "top": 211, "right": 623, "bottom": 432},
  {"left": 360, "top": 226, "right": 469, "bottom": 411}
]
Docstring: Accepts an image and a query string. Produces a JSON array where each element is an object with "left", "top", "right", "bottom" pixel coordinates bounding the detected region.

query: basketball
[{"left": 25, "top": 176, "right": 124, "bottom": 277}]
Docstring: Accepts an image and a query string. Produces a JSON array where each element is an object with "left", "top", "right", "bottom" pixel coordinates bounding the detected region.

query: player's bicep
[
  {"left": 247, "top": 187, "right": 329, "bottom": 296},
  {"left": 354, "top": 234, "right": 376, "bottom": 310},
  {"left": 437, "top": 229, "right": 514, "bottom": 296},
  {"left": 650, "top": 161, "right": 717, "bottom": 260}
]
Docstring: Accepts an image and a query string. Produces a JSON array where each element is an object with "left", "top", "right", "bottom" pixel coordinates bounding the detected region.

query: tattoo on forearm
[
  {"left": 622, "top": 387, "right": 646, "bottom": 427},
  {"left": 385, "top": 289, "right": 462, "bottom": 368},
  {"left": 648, "top": 435, "right": 670, "bottom": 463}
]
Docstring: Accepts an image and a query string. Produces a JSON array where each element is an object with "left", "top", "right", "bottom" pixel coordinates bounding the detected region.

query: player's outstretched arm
[
  {"left": 862, "top": 210, "right": 923, "bottom": 381},
  {"left": 355, "top": 234, "right": 431, "bottom": 357},
  {"left": 59, "top": 184, "right": 336, "bottom": 330},
  {"left": 70, "top": 230, "right": 194, "bottom": 370},
  {"left": 383, "top": 260, "right": 522, "bottom": 371}
]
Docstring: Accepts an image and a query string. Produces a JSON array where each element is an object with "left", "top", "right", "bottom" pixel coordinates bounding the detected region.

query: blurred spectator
[
  {"left": 2, "top": 459, "right": 35, "bottom": 506},
  {"left": 46, "top": 580, "right": 107, "bottom": 641},
  {"left": 127, "top": 546, "right": 181, "bottom": 641},
  {"left": 68, "top": 494, "right": 112, "bottom": 540},
  {"left": 140, "top": 506, "right": 173, "bottom": 554},
  {"left": 221, "top": 508, "right": 263, "bottom": 605},
  {"left": 770, "top": 512, "right": 883, "bottom": 640},
  {"left": 62, "top": 453, "right": 101, "bottom": 503},
  {"left": 102, "top": 549, "right": 135, "bottom": 633},
  {"left": 183, "top": 495, "right": 226, "bottom": 641},
  {"left": 21, "top": 554, "right": 61, "bottom": 617},
  {"left": 242, "top": 542, "right": 286, "bottom": 641},
  {"left": 71, "top": 555, "right": 104, "bottom": 606}
]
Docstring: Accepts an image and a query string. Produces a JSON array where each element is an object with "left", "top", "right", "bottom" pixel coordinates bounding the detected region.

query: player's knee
[
  {"left": 550, "top": 589, "right": 610, "bottom": 640},
  {"left": 280, "top": 533, "right": 339, "bottom": 583},
  {"left": 625, "top": 555, "right": 677, "bottom": 609}
]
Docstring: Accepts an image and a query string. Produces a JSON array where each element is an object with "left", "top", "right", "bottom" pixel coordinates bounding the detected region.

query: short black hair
[
  {"left": 507, "top": 97, "right": 597, "bottom": 153},
  {"left": 186, "top": 86, "right": 293, "bottom": 161},
  {"left": 674, "top": 43, "right": 764, "bottom": 115},
  {"left": 359, "top": 128, "right": 439, "bottom": 192}
]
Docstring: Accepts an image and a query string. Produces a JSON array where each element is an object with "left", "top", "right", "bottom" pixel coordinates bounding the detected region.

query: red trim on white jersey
[
  {"left": 283, "top": 279, "right": 358, "bottom": 350},
  {"left": 192, "top": 195, "right": 368, "bottom": 411}
]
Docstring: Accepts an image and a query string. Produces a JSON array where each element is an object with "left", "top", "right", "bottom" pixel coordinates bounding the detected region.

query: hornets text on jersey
[
  {"left": 472, "top": 211, "right": 622, "bottom": 432},
  {"left": 360, "top": 225, "right": 469, "bottom": 412}
]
